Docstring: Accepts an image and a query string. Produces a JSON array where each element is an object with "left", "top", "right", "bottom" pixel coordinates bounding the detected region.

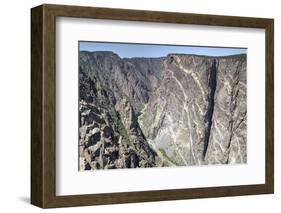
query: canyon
[{"left": 79, "top": 51, "right": 247, "bottom": 170}]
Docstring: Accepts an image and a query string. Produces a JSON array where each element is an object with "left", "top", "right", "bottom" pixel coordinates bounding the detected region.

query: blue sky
[{"left": 79, "top": 41, "right": 247, "bottom": 58}]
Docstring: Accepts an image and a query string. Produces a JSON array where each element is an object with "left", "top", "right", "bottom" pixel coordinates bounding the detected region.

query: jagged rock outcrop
[
  {"left": 79, "top": 51, "right": 247, "bottom": 170},
  {"left": 79, "top": 51, "right": 163, "bottom": 113},
  {"left": 79, "top": 55, "right": 162, "bottom": 170}
]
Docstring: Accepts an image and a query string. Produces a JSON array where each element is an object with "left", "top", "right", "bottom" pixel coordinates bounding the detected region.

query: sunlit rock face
[{"left": 79, "top": 51, "right": 247, "bottom": 170}]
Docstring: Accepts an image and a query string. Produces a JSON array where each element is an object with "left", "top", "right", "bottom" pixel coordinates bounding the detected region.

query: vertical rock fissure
[{"left": 203, "top": 59, "right": 218, "bottom": 157}]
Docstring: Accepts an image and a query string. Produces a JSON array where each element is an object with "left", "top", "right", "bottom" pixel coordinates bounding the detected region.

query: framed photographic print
[{"left": 31, "top": 4, "right": 274, "bottom": 208}]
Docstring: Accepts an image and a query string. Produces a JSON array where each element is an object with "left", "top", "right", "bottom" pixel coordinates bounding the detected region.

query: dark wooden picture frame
[{"left": 31, "top": 4, "right": 274, "bottom": 208}]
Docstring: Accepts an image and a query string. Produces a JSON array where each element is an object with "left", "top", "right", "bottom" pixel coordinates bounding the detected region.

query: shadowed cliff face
[
  {"left": 79, "top": 51, "right": 163, "bottom": 113},
  {"left": 79, "top": 51, "right": 247, "bottom": 170},
  {"left": 205, "top": 56, "right": 247, "bottom": 164}
]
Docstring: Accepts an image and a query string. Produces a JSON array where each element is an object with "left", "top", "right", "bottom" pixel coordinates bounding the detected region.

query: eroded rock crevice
[{"left": 203, "top": 59, "right": 218, "bottom": 157}]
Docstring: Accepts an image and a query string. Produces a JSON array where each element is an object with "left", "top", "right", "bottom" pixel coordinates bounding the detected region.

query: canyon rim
[{"left": 78, "top": 42, "right": 247, "bottom": 171}]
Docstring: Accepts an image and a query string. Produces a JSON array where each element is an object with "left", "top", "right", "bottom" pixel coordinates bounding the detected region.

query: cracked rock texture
[{"left": 79, "top": 51, "right": 247, "bottom": 170}]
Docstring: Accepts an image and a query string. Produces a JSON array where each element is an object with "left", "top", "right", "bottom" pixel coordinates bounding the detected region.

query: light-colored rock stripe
[
  {"left": 164, "top": 63, "right": 199, "bottom": 164},
  {"left": 166, "top": 115, "right": 188, "bottom": 165},
  {"left": 174, "top": 56, "right": 207, "bottom": 99}
]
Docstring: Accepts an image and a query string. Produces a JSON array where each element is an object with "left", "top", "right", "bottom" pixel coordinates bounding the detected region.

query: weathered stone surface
[
  {"left": 79, "top": 51, "right": 163, "bottom": 112},
  {"left": 140, "top": 54, "right": 246, "bottom": 166},
  {"left": 204, "top": 55, "right": 247, "bottom": 164},
  {"left": 139, "top": 55, "right": 214, "bottom": 165},
  {"left": 79, "top": 53, "right": 160, "bottom": 170},
  {"left": 79, "top": 51, "right": 247, "bottom": 170}
]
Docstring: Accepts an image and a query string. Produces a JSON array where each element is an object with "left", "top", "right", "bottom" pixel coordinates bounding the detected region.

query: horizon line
[
  {"left": 80, "top": 50, "right": 247, "bottom": 59},
  {"left": 79, "top": 41, "right": 247, "bottom": 58}
]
